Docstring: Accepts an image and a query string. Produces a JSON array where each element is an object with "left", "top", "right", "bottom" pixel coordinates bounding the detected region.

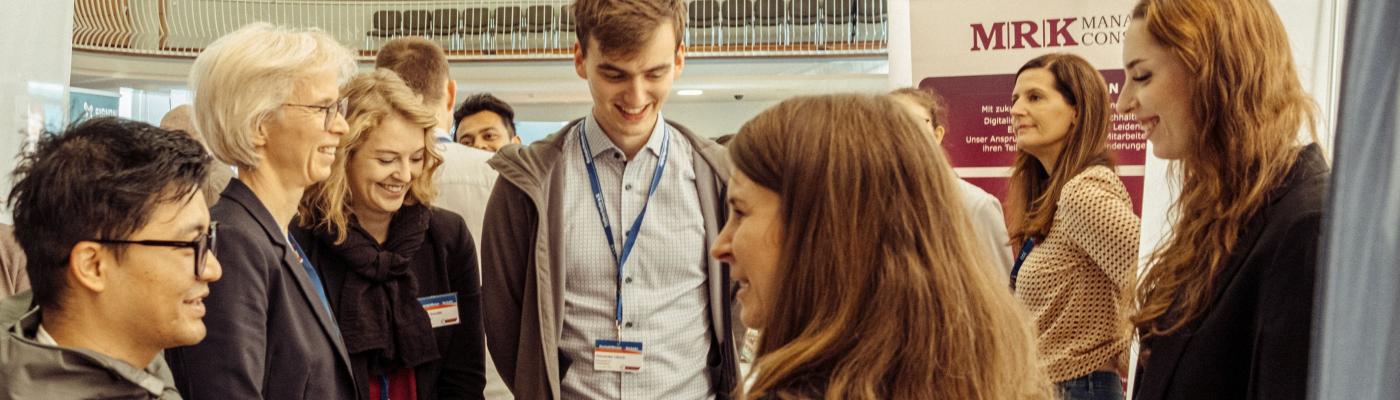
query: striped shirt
[{"left": 558, "top": 114, "right": 714, "bottom": 399}]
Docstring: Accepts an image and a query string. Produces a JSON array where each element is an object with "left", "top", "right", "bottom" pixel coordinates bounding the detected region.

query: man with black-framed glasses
[{"left": 0, "top": 117, "right": 222, "bottom": 399}]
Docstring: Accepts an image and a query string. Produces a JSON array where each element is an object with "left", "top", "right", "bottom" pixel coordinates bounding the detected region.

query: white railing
[{"left": 73, "top": 0, "right": 887, "bottom": 60}]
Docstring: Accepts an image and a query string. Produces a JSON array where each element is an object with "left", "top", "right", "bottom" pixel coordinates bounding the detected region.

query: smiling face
[
  {"left": 574, "top": 21, "right": 685, "bottom": 141},
  {"left": 347, "top": 114, "right": 428, "bottom": 221},
  {"left": 709, "top": 169, "right": 784, "bottom": 329},
  {"left": 258, "top": 68, "right": 347, "bottom": 187},
  {"left": 1117, "top": 19, "right": 1199, "bottom": 160},
  {"left": 1010, "top": 68, "right": 1077, "bottom": 162},
  {"left": 103, "top": 188, "right": 223, "bottom": 350}
]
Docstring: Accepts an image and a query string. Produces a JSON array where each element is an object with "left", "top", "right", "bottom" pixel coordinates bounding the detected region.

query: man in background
[{"left": 453, "top": 93, "right": 521, "bottom": 152}]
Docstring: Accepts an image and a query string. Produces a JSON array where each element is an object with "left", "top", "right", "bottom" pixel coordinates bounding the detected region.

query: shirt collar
[
  {"left": 582, "top": 112, "right": 668, "bottom": 159},
  {"left": 432, "top": 128, "right": 453, "bottom": 144},
  {"left": 35, "top": 323, "right": 57, "bottom": 346}
]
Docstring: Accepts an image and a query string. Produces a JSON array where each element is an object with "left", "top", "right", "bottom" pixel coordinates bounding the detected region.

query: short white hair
[{"left": 190, "top": 23, "right": 357, "bottom": 170}]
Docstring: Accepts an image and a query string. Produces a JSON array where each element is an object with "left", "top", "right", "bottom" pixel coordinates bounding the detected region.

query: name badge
[
  {"left": 418, "top": 293, "right": 460, "bottom": 328},
  {"left": 593, "top": 339, "right": 644, "bottom": 373}
]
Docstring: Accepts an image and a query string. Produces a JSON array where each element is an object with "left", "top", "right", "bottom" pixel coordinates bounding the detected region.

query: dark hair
[
  {"left": 1007, "top": 53, "right": 1115, "bottom": 245},
  {"left": 453, "top": 93, "right": 517, "bottom": 137},
  {"left": 375, "top": 37, "right": 451, "bottom": 106},
  {"left": 574, "top": 0, "right": 686, "bottom": 57},
  {"left": 9, "top": 117, "right": 211, "bottom": 310}
]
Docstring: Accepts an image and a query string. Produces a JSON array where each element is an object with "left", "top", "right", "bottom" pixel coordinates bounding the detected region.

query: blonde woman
[
  {"left": 164, "top": 23, "right": 359, "bottom": 400},
  {"left": 293, "top": 69, "right": 485, "bottom": 399},
  {"left": 711, "top": 94, "right": 1052, "bottom": 399},
  {"left": 1120, "top": 0, "right": 1328, "bottom": 398}
]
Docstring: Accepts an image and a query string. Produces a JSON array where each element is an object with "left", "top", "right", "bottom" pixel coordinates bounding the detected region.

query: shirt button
[
  {"left": 624, "top": 183, "right": 634, "bottom": 191},
  {"left": 624, "top": 276, "right": 634, "bottom": 284},
  {"left": 624, "top": 322, "right": 634, "bottom": 328},
  {"left": 613, "top": 153, "right": 622, "bottom": 160}
]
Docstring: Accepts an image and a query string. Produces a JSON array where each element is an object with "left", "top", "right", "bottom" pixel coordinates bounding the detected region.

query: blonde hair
[
  {"left": 190, "top": 22, "right": 356, "bottom": 170},
  {"left": 729, "top": 94, "right": 1053, "bottom": 400},
  {"left": 298, "top": 69, "right": 442, "bottom": 243},
  {"left": 1131, "top": 0, "right": 1318, "bottom": 339}
]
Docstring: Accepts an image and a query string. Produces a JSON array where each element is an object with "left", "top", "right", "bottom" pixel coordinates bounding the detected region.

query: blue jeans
[{"left": 1058, "top": 371, "right": 1124, "bottom": 400}]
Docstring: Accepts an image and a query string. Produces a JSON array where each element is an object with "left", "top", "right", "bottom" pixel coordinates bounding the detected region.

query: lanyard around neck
[
  {"left": 577, "top": 122, "right": 671, "bottom": 336},
  {"left": 1010, "top": 237, "right": 1036, "bottom": 291}
]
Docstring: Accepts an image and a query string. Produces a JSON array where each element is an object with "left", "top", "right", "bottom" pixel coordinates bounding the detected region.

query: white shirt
[
  {"left": 35, "top": 324, "right": 56, "bottom": 346},
  {"left": 431, "top": 130, "right": 499, "bottom": 257},
  {"left": 958, "top": 178, "right": 1014, "bottom": 283},
  {"left": 433, "top": 130, "right": 514, "bottom": 400}
]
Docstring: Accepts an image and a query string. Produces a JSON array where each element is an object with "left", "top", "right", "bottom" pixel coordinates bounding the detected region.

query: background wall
[
  {"left": 0, "top": 0, "right": 75, "bottom": 224},
  {"left": 512, "top": 99, "right": 781, "bottom": 140}
]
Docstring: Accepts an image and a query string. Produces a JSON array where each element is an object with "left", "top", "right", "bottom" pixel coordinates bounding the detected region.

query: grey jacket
[
  {"left": 480, "top": 119, "right": 743, "bottom": 399},
  {"left": 0, "top": 291, "right": 181, "bottom": 399}
]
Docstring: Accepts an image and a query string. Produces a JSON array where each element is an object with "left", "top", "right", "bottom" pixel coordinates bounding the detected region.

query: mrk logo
[
  {"left": 969, "top": 19, "right": 1077, "bottom": 51},
  {"left": 969, "top": 15, "right": 1130, "bottom": 52}
]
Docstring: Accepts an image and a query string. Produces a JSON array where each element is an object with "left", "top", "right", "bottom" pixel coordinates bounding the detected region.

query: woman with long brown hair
[
  {"left": 710, "top": 94, "right": 1052, "bottom": 399},
  {"left": 1006, "top": 53, "right": 1140, "bottom": 400},
  {"left": 1118, "top": 0, "right": 1328, "bottom": 398}
]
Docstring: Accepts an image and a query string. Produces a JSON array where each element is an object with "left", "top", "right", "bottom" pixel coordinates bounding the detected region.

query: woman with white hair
[{"left": 164, "top": 23, "right": 360, "bottom": 400}]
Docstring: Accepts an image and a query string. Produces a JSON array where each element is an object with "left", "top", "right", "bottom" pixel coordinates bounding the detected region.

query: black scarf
[{"left": 313, "top": 204, "right": 440, "bottom": 373}]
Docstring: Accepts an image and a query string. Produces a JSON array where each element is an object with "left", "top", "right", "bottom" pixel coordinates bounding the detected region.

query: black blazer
[
  {"left": 290, "top": 207, "right": 486, "bottom": 400},
  {"left": 167, "top": 179, "right": 358, "bottom": 400},
  {"left": 1135, "top": 144, "right": 1329, "bottom": 400}
]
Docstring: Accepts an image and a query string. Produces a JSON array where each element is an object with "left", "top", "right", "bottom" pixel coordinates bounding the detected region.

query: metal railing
[{"left": 73, "top": 0, "right": 887, "bottom": 60}]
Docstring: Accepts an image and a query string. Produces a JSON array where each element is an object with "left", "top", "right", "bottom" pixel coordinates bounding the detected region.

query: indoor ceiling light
[{"left": 677, "top": 89, "right": 703, "bottom": 96}]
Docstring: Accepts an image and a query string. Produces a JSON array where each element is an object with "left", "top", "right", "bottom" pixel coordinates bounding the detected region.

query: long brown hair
[
  {"left": 729, "top": 94, "right": 1053, "bottom": 400},
  {"left": 298, "top": 69, "right": 443, "bottom": 243},
  {"left": 1007, "top": 53, "right": 1116, "bottom": 245},
  {"left": 1131, "top": 0, "right": 1317, "bottom": 338}
]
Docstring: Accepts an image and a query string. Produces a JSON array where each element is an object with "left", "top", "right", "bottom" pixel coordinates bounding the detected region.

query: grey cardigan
[{"left": 480, "top": 119, "right": 743, "bottom": 399}]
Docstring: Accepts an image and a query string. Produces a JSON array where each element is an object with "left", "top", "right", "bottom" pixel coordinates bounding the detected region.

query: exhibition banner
[{"left": 909, "top": 0, "right": 1144, "bottom": 214}]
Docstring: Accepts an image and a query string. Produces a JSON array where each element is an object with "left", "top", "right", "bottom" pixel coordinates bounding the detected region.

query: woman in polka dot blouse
[{"left": 1007, "top": 52, "right": 1141, "bottom": 400}]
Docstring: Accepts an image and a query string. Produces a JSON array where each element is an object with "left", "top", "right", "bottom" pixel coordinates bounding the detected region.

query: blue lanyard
[
  {"left": 1009, "top": 238, "right": 1036, "bottom": 291},
  {"left": 578, "top": 122, "right": 670, "bottom": 336}
]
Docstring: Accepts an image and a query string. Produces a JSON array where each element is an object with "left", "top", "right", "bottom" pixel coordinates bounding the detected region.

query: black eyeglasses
[
  {"left": 91, "top": 221, "right": 219, "bottom": 279},
  {"left": 283, "top": 98, "right": 349, "bottom": 131}
]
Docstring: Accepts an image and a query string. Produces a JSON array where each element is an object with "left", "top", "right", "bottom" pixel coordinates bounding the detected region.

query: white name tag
[
  {"left": 418, "top": 293, "right": 460, "bottom": 328},
  {"left": 593, "top": 339, "right": 644, "bottom": 373}
]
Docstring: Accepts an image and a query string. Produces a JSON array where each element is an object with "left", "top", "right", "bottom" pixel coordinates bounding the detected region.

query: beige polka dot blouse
[{"left": 1014, "top": 165, "right": 1140, "bottom": 383}]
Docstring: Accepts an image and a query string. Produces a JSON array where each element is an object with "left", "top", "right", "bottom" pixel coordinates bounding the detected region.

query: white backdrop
[{"left": 0, "top": 0, "right": 75, "bottom": 224}]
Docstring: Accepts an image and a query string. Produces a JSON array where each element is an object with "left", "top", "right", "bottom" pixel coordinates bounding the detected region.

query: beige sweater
[{"left": 1014, "top": 166, "right": 1139, "bottom": 383}]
